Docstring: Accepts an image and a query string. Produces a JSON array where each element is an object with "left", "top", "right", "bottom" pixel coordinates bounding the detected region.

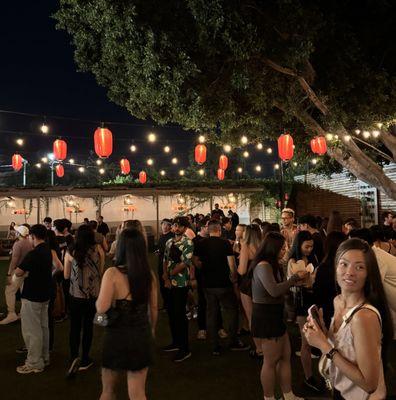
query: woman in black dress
[{"left": 96, "top": 228, "right": 158, "bottom": 400}]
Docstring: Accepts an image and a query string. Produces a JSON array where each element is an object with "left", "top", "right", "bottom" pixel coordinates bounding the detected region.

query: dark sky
[{"left": 0, "top": 0, "right": 275, "bottom": 176}]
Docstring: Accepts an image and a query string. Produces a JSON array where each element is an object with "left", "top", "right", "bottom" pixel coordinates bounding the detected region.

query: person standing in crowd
[
  {"left": 238, "top": 224, "right": 262, "bottom": 357},
  {"left": 280, "top": 208, "right": 297, "bottom": 250},
  {"left": 370, "top": 225, "right": 396, "bottom": 256},
  {"left": 194, "top": 219, "right": 248, "bottom": 355},
  {"left": 233, "top": 224, "right": 246, "bottom": 256},
  {"left": 392, "top": 215, "right": 396, "bottom": 233},
  {"left": 228, "top": 210, "right": 240, "bottom": 229},
  {"left": 313, "top": 231, "right": 347, "bottom": 328},
  {"left": 89, "top": 220, "right": 109, "bottom": 253},
  {"left": 124, "top": 219, "right": 148, "bottom": 244},
  {"left": 222, "top": 217, "right": 236, "bottom": 242},
  {"left": 288, "top": 230, "right": 323, "bottom": 392},
  {"left": 304, "top": 238, "right": 393, "bottom": 400},
  {"left": 156, "top": 219, "right": 174, "bottom": 310},
  {"left": 252, "top": 232, "right": 307, "bottom": 400},
  {"left": 343, "top": 218, "right": 358, "bottom": 236},
  {"left": 298, "top": 214, "right": 325, "bottom": 263},
  {"left": 64, "top": 224, "right": 103, "bottom": 377},
  {"left": 0, "top": 225, "right": 33, "bottom": 325},
  {"left": 382, "top": 210, "right": 394, "bottom": 230},
  {"left": 43, "top": 217, "right": 52, "bottom": 230},
  {"left": 97, "top": 228, "right": 157, "bottom": 400},
  {"left": 83, "top": 218, "right": 89, "bottom": 225},
  {"left": 7, "top": 221, "right": 17, "bottom": 240},
  {"left": 162, "top": 216, "right": 194, "bottom": 362},
  {"left": 14, "top": 224, "right": 52, "bottom": 374},
  {"left": 211, "top": 203, "right": 225, "bottom": 219},
  {"left": 97, "top": 215, "right": 110, "bottom": 238},
  {"left": 327, "top": 210, "right": 343, "bottom": 234}
]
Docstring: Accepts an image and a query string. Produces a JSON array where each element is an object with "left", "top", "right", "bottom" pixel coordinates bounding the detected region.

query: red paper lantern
[
  {"left": 94, "top": 127, "right": 113, "bottom": 158},
  {"left": 12, "top": 154, "right": 23, "bottom": 171},
  {"left": 219, "top": 155, "right": 228, "bottom": 170},
  {"left": 55, "top": 164, "right": 64, "bottom": 178},
  {"left": 53, "top": 139, "right": 67, "bottom": 161},
  {"left": 217, "top": 168, "right": 225, "bottom": 181},
  {"left": 310, "top": 136, "right": 327, "bottom": 155},
  {"left": 278, "top": 133, "right": 294, "bottom": 161},
  {"left": 194, "top": 144, "right": 207, "bottom": 164},
  {"left": 139, "top": 171, "right": 147, "bottom": 184},
  {"left": 120, "top": 159, "right": 131, "bottom": 175}
]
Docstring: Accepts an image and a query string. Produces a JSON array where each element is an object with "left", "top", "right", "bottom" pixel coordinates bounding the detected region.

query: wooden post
[
  {"left": 37, "top": 197, "right": 41, "bottom": 224},
  {"left": 156, "top": 194, "right": 160, "bottom": 241}
]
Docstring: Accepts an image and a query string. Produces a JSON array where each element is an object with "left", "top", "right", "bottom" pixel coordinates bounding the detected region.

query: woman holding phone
[{"left": 304, "top": 238, "right": 393, "bottom": 399}]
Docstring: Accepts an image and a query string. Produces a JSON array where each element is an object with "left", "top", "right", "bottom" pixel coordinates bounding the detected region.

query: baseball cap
[{"left": 15, "top": 225, "right": 29, "bottom": 237}]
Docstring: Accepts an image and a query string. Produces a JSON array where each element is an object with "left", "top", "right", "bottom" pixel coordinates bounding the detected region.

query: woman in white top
[{"left": 304, "top": 238, "right": 393, "bottom": 399}]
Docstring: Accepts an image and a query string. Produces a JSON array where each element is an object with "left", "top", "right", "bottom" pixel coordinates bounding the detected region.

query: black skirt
[{"left": 251, "top": 303, "right": 286, "bottom": 339}]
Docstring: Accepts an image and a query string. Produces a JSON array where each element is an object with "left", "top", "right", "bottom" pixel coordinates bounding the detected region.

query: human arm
[
  {"left": 96, "top": 245, "right": 105, "bottom": 275},
  {"left": 63, "top": 251, "right": 72, "bottom": 279},
  {"left": 170, "top": 238, "right": 193, "bottom": 275},
  {"left": 237, "top": 242, "right": 249, "bottom": 275},
  {"left": 7, "top": 242, "right": 21, "bottom": 275},
  {"left": 51, "top": 249, "right": 63, "bottom": 272},
  {"left": 304, "top": 309, "right": 382, "bottom": 394},
  {"left": 149, "top": 272, "right": 158, "bottom": 337},
  {"left": 102, "top": 237, "right": 109, "bottom": 252},
  {"left": 96, "top": 267, "right": 115, "bottom": 314},
  {"left": 14, "top": 250, "right": 33, "bottom": 277},
  {"left": 227, "top": 255, "right": 238, "bottom": 283}
]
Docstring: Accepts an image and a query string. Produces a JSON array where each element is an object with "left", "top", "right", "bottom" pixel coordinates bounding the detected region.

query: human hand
[
  {"left": 5, "top": 275, "right": 12, "bottom": 286},
  {"left": 164, "top": 279, "right": 171, "bottom": 289},
  {"left": 303, "top": 317, "right": 330, "bottom": 353}
]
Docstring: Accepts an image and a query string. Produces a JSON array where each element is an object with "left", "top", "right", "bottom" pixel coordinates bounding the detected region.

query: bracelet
[{"left": 325, "top": 347, "right": 338, "bottom": 361}]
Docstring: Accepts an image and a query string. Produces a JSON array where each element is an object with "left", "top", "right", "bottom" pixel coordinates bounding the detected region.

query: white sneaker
[
  {"left": 218, "top": 329, "right": 228, "bottom": 339},
  {"left": 0, "top": 313, "right": 19, "bottom": 325},
  {"left": 16, "top": 364, "right": 44, "bottom": 374},
  {"left": 197, "top": 330, "right": 207, "bottom": 340}
]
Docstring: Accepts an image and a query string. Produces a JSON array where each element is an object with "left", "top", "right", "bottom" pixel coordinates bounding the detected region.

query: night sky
[{"left": 0, "top": 1, "right": 275, "bottom": 176}]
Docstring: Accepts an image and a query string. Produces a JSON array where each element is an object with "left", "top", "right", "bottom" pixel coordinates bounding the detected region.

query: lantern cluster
[
  {"left": 310, "top": 136, "right": 327, "bottom": 155},
  {"left": 217, "top": 154, "right": 228, "bottom": 180}
]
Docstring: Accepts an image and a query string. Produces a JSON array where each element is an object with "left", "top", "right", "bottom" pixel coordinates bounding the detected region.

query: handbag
[{"left": 93, "top": 307, "right": 120, "bottom": 327}]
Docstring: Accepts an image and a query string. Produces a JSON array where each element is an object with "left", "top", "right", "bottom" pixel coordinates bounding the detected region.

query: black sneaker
[
  {"left": 66, "top": 357, "right": 80, "bottom": 379},
  {"left": 79, "top": 358, "right": 94, "bottom": 371},
  {"left": 230, "top": 340, "right": 250, "bottom": 351},
  {"left": 212, "top": 346, "right": 222, "bottom": 356},
  {"left": 173, "top": 350, "right": 191, "bottom": 363},
  {"left": 162, "top": 344, "right": 179, "bottom": 352},
  {"left": 304, "top": 376, "right": 326, "bottom": 392},
  {"left": 16, "top": 346, "right": 27, "bottom": 354}
]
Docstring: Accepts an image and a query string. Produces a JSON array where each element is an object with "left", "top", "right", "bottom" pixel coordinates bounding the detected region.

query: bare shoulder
[
  {"left": 353, "top": 308, "right": 381, "bottom": 325},
  {"left": 333, "top": 294, "right": 342, "bottom": 309},
  {"left": 351, "top": 308, "right": 382, "bottom": 338},
  {"left": 103, "top": 266, "right": 117, "bottom": 278}
]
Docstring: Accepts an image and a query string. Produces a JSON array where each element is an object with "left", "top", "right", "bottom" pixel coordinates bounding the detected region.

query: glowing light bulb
[
  {"left": 363, "top": 131, "right": 371, "bottom": 139},
  {"left": 160, "top": 170, "right": 166, "bottom": 176},
  {"left": 99, "top": 168, "right": 105, "bottom": 174},
  {"left": 147, "top": 158, "right": 154, "bottom": 166},
  {"left": 355, "top": 129, "right": 361, "bottom": 135},
  {"left": 255, "top": 165, "right": 262, "bottom": 172},
  {"left": 198, "top": 135, "right": 206, "bottom": 143},
  {"left": 47, "top": 153, "right": 54, "bottom": 161},
  {"left": 78, "top": 167, "right": 85, "bottom": 173},
  {"left": 198, "top": 169, "right": 205, "bottom": 176},
  {"left": 171, "top": 157, "right": 178, "bottom": 164},
  {"left": 267, "top": 147, "right": 273, "bottom": 154},
  {"left": 148, "top": 132, "right": 157, "bottom": 143},
  {"left": 240, "top": 136, "right": 248, "bottom": 145},
  {"left": 237, "top": 167, "right": 243, "bottom": 173},
  {"left": 293, "top": 162, "right": 298, "bottom": 167},
  {"left": 35, "top": 163, "right": 42, "bottom": 168},
  {"left": 69, "top": 159, "right": 75, "bottom": 164},
  {"left": 256, "top": 143, "right": 263, "bottom": 150},
  {"left": 377, "top": 123, "right": 383, "bottom": 129},
  {"left": 96, "top": 159, "right": 102, "bottom": 165},
  {"left": 179, "top": 169, "right": 185, "bottom": 176},
  {"left": 40, "top": 124, "right": 49, "bottom": 134},
  {"left": 164, "top": 146, "right": 170, "bottom": 153},
  {"left": 130, "top": 145, "right": 137, "bottom": 152},
  {"left": 372, "top": 130, "right": 380, "bottom": 138},
  {"left": 223, "top": 144, "right": 232, "bottom": 153},
  {"left": 343, "top": 135, "right": 351, "bottom": 142},
  {"left": 311, "top": 158, "right": 318, "bottom": 165},
  {"left": 16, "top": 139, "right": 24, "bottom": 146},
  {"left": 243, "top": 151, "right": 249, "bottom": 158},
  {"left": 41, "top": 157, "right": 48, "bottom": 163},
  {"left": 326, "top": 133, "right": 333, "bottom": 141},
  {"left": 274, "top": 163, "right": 280, "bottom": 170}
]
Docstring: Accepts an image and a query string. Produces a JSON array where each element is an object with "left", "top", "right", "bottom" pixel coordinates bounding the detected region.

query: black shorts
[{"left": 251, "top": 303, "right": 286, "bottom": 339}]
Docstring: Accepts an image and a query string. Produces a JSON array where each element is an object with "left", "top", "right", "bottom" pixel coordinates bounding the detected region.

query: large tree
[{"left": 55, "top": 0, "right": 396, "bottom": 198}]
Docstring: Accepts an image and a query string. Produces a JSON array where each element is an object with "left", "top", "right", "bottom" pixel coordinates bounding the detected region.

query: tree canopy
[{"left": 55, "top": 0, "right": 396, "bottom": 198}]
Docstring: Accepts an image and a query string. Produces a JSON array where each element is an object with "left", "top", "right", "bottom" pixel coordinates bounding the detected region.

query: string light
[
  {"left": 325, "top": 133, "right": 333, "bottom": 141},
  {"left": 147, "top": 158, "right": 154, "bottom": 166},
  {"left": 99, "top": 168, "right": 105, "bottom": 175},
  {"left": 78, "top": 167, "right": 85, "bottom": 173},
  {"left": 47, "top": 153, "right": 55, "bottom": 161},
  {"left": 16, "top": 138, "right": 24, "bottom": 146},
  {"left": 40, "top": 124, "right": 49, "bottom": 134},
  {"left": 179, "top": 169, "right": 185, "bottom": 176},
  {"left": 334, "top": 135, "right": 339, "bottom": 140},
  {"left": 198, "top": 169, "right": 205, "bottom": 176},
  {"left": 96, "top": 159, "right": 102, "bottom": 165},
  {"left": 355, "top": 129, "right": 361, "bottom": 135},
  {"left": 240, "top": 135, "right": 248, "bottom": 145},
  {"left": 377, "top": 123, "right": 383, "bottom": 129},
  {"left": 266, "top": 147, "right": 273, "bottom": 154},
  {"left": 311, "top": 158, "right": 318, "bottom": 165},
  {"left": 274, "top": 163, "right": 280, "bottom": 170},
  {"left": 164, "top": 146, "right": 171, "bottom": 153},
  {"left": 147, "top": 132, "right": 157, "bottom": 143},
  {"left": 292, "top": 162, "right": 298, "bottom": 167},
  {"left": 363, "top": 131, "right": 371, "bottom": 139},
  {"left": 243, "top": 151, "right": 249, "bottom": 158},
  {"left": 69, "top": 159, "right": 75, "bottom": 164},
  {"left": 41, "top": 157, "right": 48, "bottom": 163},
  {"left": 256, "top": 143, "right": 263, "bottom": 150},
  {"left": 171, "top": 157, "right": 178, "bottom": 164},
  {"left": 198, "top": 135, "right": 206, "bottom": 143},
  {"left": 255, "top": 165, "right": 262, "bottom": 172},
  {"left": 160, "top": 170, "right": 166, "bottom": 176},
  {"left": 237, "top": 167, "right": 243, "bottom": 173},
  {"left": 372, "top": 130, "right": 380, "bottom": 138},
  {"left": 130, "top": 145, "right": 137, "bottom": 152},
  {"left": 35, "top": 163, "right": 41, "bottom": 168},
  {"left": 343, "top": 135, "right": 351, "bottom": 142},
  {"left": 223, "top": 144, "right": 232, "bottom": 153}
]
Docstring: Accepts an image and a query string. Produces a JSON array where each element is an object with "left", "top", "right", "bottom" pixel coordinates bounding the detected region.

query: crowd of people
[{"left": 0, "top": 206, "right": 395, "bottom": 400}]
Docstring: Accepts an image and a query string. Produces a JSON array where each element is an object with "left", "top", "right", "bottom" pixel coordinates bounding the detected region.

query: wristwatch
[{"left": 325, "top": 347, "right": 338, "bottom": 361}]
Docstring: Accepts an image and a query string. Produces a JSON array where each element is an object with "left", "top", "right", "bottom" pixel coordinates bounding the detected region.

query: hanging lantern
[
  {"left": 53, "top": 139, "right": 67, "bottom": 161},
  {"left": 219, "top": 154, "right": 228, "bottom": 170},
  {"left": 55, "top": 164, "right": 64, "bottom": 178},
  {"left": 94, "top": 127, "right": 113, "bottom": 158},
  {"left": 310, "top": 136, "right": 327, "bottom": 155},
  {"left": 120, "top": 159, "right": 131, "bottom": 175},
  {"left": 12, "top": 154, "right": 23, "bottom": 172},
  {"left": 277, "top": 133, "right": 294, "bottom": 161},
  {"left": 194, "top": 144, "right": 207, "bottom": 164},
  {"left": 139, "top": 171, "right": 147, "bottom": 184},
  {"left": 217, "top": 168, "right": 225, "bottom": 181}
]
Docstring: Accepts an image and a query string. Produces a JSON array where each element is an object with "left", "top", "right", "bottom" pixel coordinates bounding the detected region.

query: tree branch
[
  {"left": 264, "top": 58, "right": 328, "bottom": 115},
  {"left": 379, "top": 130, "right": 396, "bottom": 161}
]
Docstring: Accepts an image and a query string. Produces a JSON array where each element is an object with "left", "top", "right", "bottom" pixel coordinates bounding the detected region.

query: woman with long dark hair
[
  {"left": 304, "top": 238, "right": 393, "bottom": 399},
  {"left": 96, "top": 228, "right": 158, "bottom": 400},
  {"left": 313, "top": 232, "right": 347, "bottom": 328},
  {"left": 288, "top": 230, "right": 323, "bottom": 392},
  {"left": 64, "top": 224, "right": 103, "bottom": 376},
  {"left": 251, "top": 232, "right": 306, "bottom": 400}
]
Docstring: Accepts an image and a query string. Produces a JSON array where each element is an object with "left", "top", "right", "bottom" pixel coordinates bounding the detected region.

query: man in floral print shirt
[{"left": 163, "top": 216, "right": 193, "bottom": 362}]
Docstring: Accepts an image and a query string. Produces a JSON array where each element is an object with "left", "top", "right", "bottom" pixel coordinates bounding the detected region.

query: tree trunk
[{"left": 380, "top": 131, "right": 396, "bottom": 162}]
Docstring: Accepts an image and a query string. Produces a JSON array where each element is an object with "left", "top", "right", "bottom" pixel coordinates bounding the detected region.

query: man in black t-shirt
[
  {"left": 194, "top": 220, "right": 248, "bottom": 354},
  {"left": 97, "top": 215, "right": 110, "bottom": 237},
  {"left": 14, "top": 224, "right": 52, "bottom": 374}
]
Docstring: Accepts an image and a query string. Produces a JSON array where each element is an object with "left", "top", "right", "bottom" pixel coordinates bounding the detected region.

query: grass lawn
[{"left": 0, "top": 256, "right": 394, "bottom": 400}]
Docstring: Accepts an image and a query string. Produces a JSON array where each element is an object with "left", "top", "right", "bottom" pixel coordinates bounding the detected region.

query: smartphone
[{"left": 308, "top": 305, "right": 322, "bottom": 330}]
